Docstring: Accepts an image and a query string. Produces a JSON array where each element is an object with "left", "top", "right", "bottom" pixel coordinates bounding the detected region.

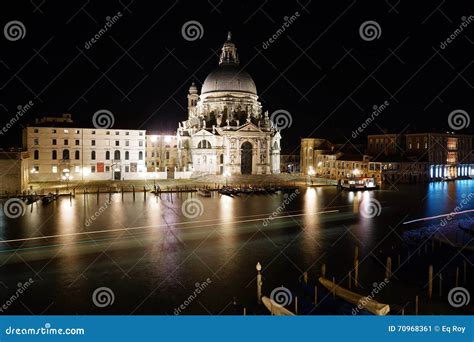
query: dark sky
[{"left": 1, "top": 0, "right": 473, "bottom": 153}]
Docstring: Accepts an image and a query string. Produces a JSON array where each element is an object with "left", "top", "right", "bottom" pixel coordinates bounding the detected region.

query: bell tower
[{"left": 187, "top": 82, "right": 199, "bottom": 117}]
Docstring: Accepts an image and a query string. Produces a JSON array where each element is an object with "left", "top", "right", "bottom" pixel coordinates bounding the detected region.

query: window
[
  {"left": 105, "top": 166, "right": 110, "bottom": 172},
  {"left": 166, "top": 151, "right": 169, "bottom": 160},
  {"left": 115, "top": 141, "right": 119, "bottom": 146},
  {"left": 64, "top": 139, "right": 69, "bottom": 145},
  {"left": 115, "top": 131, "right": 119, "bottom": 135},
  {"left": 197, "top": 140, "right": 212, "bottom": 149},
  {"left": 34, "top": 129, "right": 39, "bottom": 133},
  {"left": 91, "top": 130, "right": 96, "bottom": 135},
  {"left": 52, "top": 139, "right": 57, "bottom": 145},
  {"left": 91, "top": 151, "right": 96, "bottom": 160},
  {"left": 52, "top": 166, "right": 58, "bottom": 173},
  {"left": 91, "top": 165, "right": 96, "bottom": 173},
  {"left": 75, "top": 130, "right": 80, "bottom": 134},
  {"left": 125, "top": 166, "right": 130, "bottom": 172},
  {"left": 125, "top": 140, "right": 129, "bottom": 146},
  {"left": 64, "top": 129, "right": 69, "bottom": 134},
  {"left": 63, "top": 150, "right": 70, "bottom": 160},
  {"left": 75, "top": 150, "right": 80, "bottom": 160},
  {"left": 52, "top": 129, "right": 56, "bottom": 134},
  {"left": 139, "top": 151, "right": 143, "bottom": 160},
  {"left": 125, "top": 151, "right": 129, "bottom": 160},
  {"left": 34, "top": 150, "right": 39, "bottom": 160},
  {"left": 139, "top": 132, "right": 143, "bottom": 136},
  {"left": 33, "top": 138, "right": 39, "bottom": 145},
  {"left": 106, "top": 131, "right": 110, "bottom": 135},
  {"left": 125, "top": 132, "right": 129, "bottom": 136},
  {"left": 52, "top": 150, "right": 57, "bottom": 160},
  {"left": 139, "top": 141, "right": 143, "bottom": 147},
  {"left": 106, "top": 151, "right": 110, "bottom": 160},
  {"left": 75, "top": 140, "right": 80, "bottom": 145},
  {"left": 114, "top": 150, "right": 121, "bottom": 160},
  {"left": 92, "top": 140, "right": 96, "bottom": 146}
]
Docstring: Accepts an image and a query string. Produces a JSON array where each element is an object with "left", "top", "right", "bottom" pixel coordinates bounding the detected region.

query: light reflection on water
[{"left": 0, "top": 180, "right": 473, "bottom": 313}]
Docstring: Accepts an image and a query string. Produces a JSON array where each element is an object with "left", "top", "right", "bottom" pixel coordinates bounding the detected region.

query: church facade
[{"left": 176, "top": 33, "right": 281, "bottom": 175}]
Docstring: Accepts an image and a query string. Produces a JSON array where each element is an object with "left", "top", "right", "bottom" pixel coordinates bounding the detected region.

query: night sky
[{"left": 1, "top": 0, "right": 473, "bottom": 153}]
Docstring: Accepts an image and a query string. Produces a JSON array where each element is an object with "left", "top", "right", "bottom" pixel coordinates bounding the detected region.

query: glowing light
[{"left": 165, "top": 136, "right": 172, "bottom": 143}]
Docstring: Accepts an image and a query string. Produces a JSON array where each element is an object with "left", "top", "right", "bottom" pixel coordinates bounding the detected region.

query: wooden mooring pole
[{"left": 428, "top": 265, "right": 433, "bottom": 300}]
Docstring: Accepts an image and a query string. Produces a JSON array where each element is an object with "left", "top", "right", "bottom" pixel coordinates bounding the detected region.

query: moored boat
[
  {"left": 262, "top": 296, "right": 295, "bottom": 316},
  {"left": 197, "top": 189, "right": 212, "bottom": 197},
  {"left": 318, "top": 277, "right": 390, "bottom": 315},
  {"left": 339, "top": 177, "right": 377, "bottom": 191}
]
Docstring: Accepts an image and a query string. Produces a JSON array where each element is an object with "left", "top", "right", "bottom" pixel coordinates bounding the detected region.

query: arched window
[
  {"left": 139, "top": 151, "right": 143, "bottom": 160},
  {"left": 63, "top": 149, "right": 70, "bottom": 160},
  {"left": 75, "top": 150, "right": 80, "bottom": 160},
  {"left": 34, "top": 150, "right": 39, "bottom": 160},
  {"left": 197, "top": 140, "right": 212, "bottom": 149},
  {"left": 106, "top": 151, "right": 110, "bottom": 160},
  {"left": 165, "top": 151, "right": 169, "bottom": 160},
  {"left": 52, "top": 150, "right": 57, "bottom": 160},
  {"left": 125, "top": 151, "right": 129, "bottom": 160},
  {"left": 114, "top": 150, "right": 121, "bottom": 160},
  {"left": 274, "top": 141, "right": 279, "bottom": 150},
  {"left": 91, "top": 151, "right": 96, "bottom": 160}
]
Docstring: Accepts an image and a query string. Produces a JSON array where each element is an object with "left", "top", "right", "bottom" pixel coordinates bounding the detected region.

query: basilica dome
[
  {"left": 201, "top": 32, "right": 257, "bottom": 96},
  {"left": 201, "top": 65, "right": 257, "bottom": 95}
]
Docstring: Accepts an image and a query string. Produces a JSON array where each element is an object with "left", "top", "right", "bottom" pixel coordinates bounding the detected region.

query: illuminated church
[{"left": 177, "top": 33, "right": 281, "bottom": 175}]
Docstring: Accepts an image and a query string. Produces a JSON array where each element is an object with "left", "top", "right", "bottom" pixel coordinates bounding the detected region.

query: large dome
[{"left": 201, "top": 65, "right": 257, "bottom": 95}]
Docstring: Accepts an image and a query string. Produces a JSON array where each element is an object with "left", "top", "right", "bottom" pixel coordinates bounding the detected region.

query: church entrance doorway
[{"left": 241, "top": 142, "right": 253, "bottom": 175}]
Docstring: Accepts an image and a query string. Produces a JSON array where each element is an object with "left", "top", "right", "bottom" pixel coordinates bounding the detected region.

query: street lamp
[
  {"left": 62, "top": 172, "right": 71, "bottom": 191},
  {"left": 353, "top": 168, "right": 360, "bottom": 178}
]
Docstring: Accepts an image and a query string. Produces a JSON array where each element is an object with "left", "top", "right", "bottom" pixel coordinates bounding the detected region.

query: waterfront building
[
  {"left": 23, "top": 114, "right": 147, "bottom": 182},
  {"left": 0, "top": 151, "right": 29, "bottom": 193},
  {"left": 404, "top": 133, "right": 472, "bottom": 180},
  {"left": 300, "top": 132, "right": 473, "bottom": 184}
]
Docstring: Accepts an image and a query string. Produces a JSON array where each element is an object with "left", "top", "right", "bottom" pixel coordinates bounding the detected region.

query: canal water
[{"left": 0, "top": 180, "right": 473, "bottom": 314}]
